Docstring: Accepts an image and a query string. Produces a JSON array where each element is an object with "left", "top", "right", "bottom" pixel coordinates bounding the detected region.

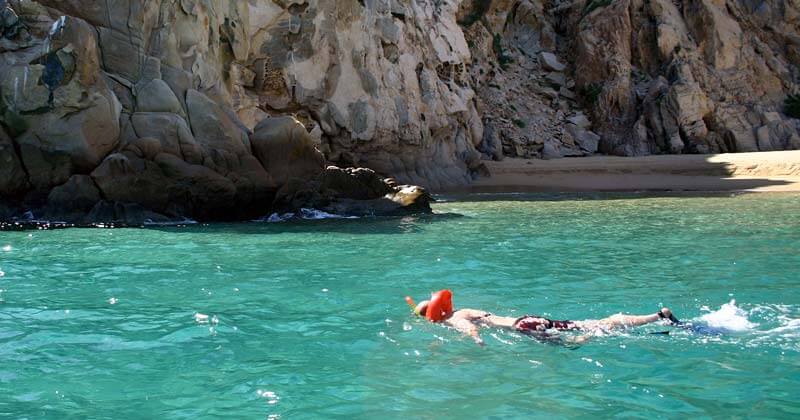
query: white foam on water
[
  {"left": 143, "top": 218, "right": 198, "bottom": 226},
  {"left": 489, "top": 332, "right": 514, "bottom": 345},
  {"left": 269, "top": 212, "right": 294, "bottom": 222},
  {"left": 299, "top": 208, "right": 358, "bottom": 220},
  {"left": 760, "top": 318, "right": 800, "bottom": 337},
  {"left": 698, "top": 300, "right": 757, "bottom": 332},
  {"left": 257, "top": 389, "right": 280, "bottom": 406},
  {"left": 194, "top": 313, "right": 209, "bottom": 324},
  {"left": 256, "top": 209, "right": 358, "bottom": 222},
  {"left": 108, "top": 297, "right": 118, "bottom": 305},
  {"left": 254, "top": 212, "right": 294, "bottom": 223},
  {"left": 2, "top": 245, "right": 11, "bottom": 252}
]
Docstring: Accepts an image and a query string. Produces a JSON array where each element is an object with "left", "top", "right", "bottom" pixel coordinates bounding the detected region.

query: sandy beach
[{"left": 465, "top": 151, "right": 800, "bottom": 193}]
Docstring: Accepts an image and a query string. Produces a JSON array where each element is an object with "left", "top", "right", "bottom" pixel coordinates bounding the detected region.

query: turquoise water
[{"left": 1, "top": 193, "right": 799, "bottom": 418}]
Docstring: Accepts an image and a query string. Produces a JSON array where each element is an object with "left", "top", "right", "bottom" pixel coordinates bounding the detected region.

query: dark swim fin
[
  {"left": 679, "top": 324, "right": 726, "bottom": 335},
  {"left": 659, "top": 309, "right": 683, "bottom": 326}
]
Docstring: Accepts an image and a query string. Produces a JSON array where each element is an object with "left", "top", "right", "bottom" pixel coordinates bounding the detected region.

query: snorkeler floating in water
[{"left": 406, "top": 290, "right": 681, "bottom": 346}]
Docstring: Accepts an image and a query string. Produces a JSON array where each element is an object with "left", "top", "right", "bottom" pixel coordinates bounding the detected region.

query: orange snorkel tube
[{"left": 404, "top": 296, "right": 418, "bottom": 314}]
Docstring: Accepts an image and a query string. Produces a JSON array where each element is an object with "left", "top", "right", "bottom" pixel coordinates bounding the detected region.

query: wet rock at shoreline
[
  {"left": 0, "top": 126, "right": 28, "bottom": 197},
  {"left": 44, "top": 174, "right": 100, "bottom": 222},
  {"left": 273, "top": 164, "right": 433, "bottom": 218},
  {"left": 86, "top": 201, "right": 172, "bottom": 226}
]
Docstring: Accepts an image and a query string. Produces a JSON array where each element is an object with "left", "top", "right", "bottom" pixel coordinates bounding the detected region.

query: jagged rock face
[
  {"left": 461, "top": 0, "right": 800, "bottom": 158},
  {"left": 242, "top": 0, "right": 482, "bottom": 188},
  {"left": 1, "top": 13, "right": 121, "bottom": 190},
  {"left": 1, "top": 0, "right": 798, "bottom": 222},
  {"left": 0, "top": 0, "right": 438, "bottom": 221},
  {"left": 19, "top": 0, "right": 481, "bottom": 189},
  {"left": 568, "top": 0, "right": 800, "bottom": 155}
]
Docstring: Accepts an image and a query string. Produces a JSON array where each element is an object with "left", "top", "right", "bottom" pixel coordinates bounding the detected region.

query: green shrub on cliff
[
  {"left": 493, "top": 34, "right": 513, "bottom": 70},
  {"left": 583, "top": 0, "right": 613, "bottom": 16},
  {"left": 458, "top": 0, "right": 492, "bottom": 27},
  {"left": 785, "top": 94, "right": 800, "bottom": 119},
  {"left": 581, "top": 83, "right": 603, "bottom": 105}
]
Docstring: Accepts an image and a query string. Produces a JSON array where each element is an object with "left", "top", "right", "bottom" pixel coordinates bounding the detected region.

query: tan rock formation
[
  {"left": 2, "top": 15, "right": 121, "bottom": 190},
  {"left": 1, "top": 0, "right": 798, "bottom": 222},
  {"left": 460, "top": 0, "right": 800, "bottom": 158},
  {"left": 1, "top": 0, "right": 437, "bottom": 220},
  {"left": 567, "top": 0, "right": 798, "bottom": 155},
  {"left": 250, "top": 116, "right": 325, "bottom": 188}
]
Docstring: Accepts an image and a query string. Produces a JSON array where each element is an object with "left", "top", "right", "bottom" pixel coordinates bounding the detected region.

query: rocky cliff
[
  {"left": 1, "top": 0, "right": 798, "bottom": 222},
  {"left": 463, "top": 0, "right": 800, "bottom": 158},
  {"left": 1, "top": 0, "right": 445, "bottom": 223}
]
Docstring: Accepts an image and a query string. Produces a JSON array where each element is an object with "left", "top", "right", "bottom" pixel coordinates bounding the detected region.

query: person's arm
[{"left": 448, "top": 318, "right": 484, "bottom": 346}]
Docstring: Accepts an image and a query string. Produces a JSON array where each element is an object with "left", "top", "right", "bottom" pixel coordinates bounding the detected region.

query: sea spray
[
  {"left": 255, "top": 208, "right": 359, "bottom": 222},
  {"left": 699, "top": 300, "right": 758, "bottom": 332}
]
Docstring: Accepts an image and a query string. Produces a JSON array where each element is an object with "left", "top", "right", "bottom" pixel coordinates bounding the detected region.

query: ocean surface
[{"left": 1, "top": 193, "right": 799, "bottom": 418}]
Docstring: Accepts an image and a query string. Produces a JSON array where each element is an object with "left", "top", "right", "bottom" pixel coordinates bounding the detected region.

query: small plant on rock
[
  {"left": 583, "top": 0, "right": 613, "bottom": 17},
  {"left": 580, "top": 83, "right": 604, "bottom": 105},
  {"left": 493, "top": 34, "right": 513, "bottom": 70},
  {"left": 458, "top": 0, "right": 493, "bottom": 27},
  {"left": 785, "top": 94, "right": 800, "bottom": 119}
]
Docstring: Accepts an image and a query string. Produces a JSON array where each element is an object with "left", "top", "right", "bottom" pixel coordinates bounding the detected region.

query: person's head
[
  {"left": 415, "top": 289, "right": 454, "bottom": 322},
  {"left": 414, "top": 300, "right": 430, "bottom": 317}
]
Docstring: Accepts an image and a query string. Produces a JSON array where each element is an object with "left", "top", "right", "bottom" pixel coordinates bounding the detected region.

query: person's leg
[{"left": 590, "top": 308, "right": 675, "bottom": 330}]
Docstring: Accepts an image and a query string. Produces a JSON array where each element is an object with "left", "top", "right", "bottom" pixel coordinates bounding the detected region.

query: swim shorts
[{"left": 513, "top": 315, "right": 579, "bottom": 332}]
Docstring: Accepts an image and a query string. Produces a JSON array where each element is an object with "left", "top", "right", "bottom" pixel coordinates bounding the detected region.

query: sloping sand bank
[{"left": 466, "top": 151, "right": 800, "bottom": 193}]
